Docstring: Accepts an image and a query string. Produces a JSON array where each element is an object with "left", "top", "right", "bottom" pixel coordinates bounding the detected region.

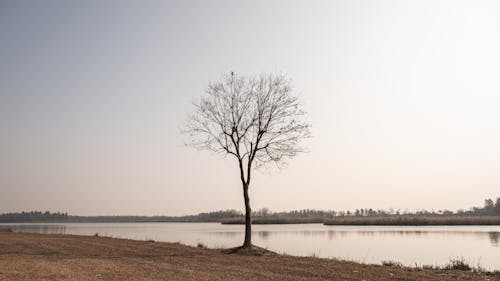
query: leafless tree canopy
[
  {"left": 184, "top": 73, "right": 311, "bottom": 179},
  {"left": 184, "top": 72, "right": 310, "bottom": 247}
]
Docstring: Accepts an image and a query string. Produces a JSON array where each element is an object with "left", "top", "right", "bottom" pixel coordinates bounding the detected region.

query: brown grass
[
  {"left": 324, "top": 216, "right": 500, "bottom": 225},
  {"left": 0, "top": 232, "right": 497, "bottom": 281}
]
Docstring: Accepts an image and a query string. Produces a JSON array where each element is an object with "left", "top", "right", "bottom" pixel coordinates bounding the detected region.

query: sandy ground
[{"left": 0, "top": 232, "right": 498, "bottom": 281}]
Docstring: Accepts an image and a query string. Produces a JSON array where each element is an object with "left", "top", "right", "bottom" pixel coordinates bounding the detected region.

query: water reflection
[
  {"left": 259, "top": 231, "right": 270, "bottom": 240},
  {"left": 7, "top": 224, "right": 66, "bottom": 234},
  {"left": 211, "top": 229, "right": 500, "bottom": 247},
  {"left": 208, "top": 231, "right": 239, "bottom": 238},
  {"left": 489, "top": 232, "right": 499, "bottom": 246}
]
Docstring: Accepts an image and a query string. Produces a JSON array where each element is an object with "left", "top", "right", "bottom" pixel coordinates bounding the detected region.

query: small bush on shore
[
  {"left": 0, "top": 227, "right": 13, "bottom": 232},
  {"left": 382, "top": 260, "right": 403, "bottom": 267},
  {"left": 445, "top": 257, "right": 471, "bottom": 271}
]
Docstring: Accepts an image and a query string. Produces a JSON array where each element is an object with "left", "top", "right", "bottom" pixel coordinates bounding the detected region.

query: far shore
[
  {"left": 222, "top": 215, "right": 500, "bottom": 225},
  {"left": 2, "top": 215, "right": 500, "bottom": 225},
  {"left": 0, "top": 231, "right": 498, "bottom": 281}
]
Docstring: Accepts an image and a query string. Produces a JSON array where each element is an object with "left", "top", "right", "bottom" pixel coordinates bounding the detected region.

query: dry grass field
[{"left": 0, "top": 232, "right": 498, "bottom": 281}]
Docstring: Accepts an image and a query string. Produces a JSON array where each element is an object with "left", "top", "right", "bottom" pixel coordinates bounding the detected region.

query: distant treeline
[
  {"left": 224, "top": 198, "right": 500, "bottom": 225},
  {"left": 251, "top": 197, "right": 500, "bottom": 218},
  {"left": 0, "top": 210, "right": 241, "bottom": 223},
  {"left": 1, "top": 198, "right": 499, "bottom": 223},
  {"left": 0, "top": 211, "right": 69, "bottom": 223}
]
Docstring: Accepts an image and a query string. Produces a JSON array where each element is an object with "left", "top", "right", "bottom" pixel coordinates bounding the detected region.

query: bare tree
[{"left": 183, "top": 72, "right": 311, "bottom": 248}]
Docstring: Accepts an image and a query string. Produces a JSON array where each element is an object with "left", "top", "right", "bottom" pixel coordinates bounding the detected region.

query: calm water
[{"left": 2, "top": 223, "right": 499, "bottom": 270}]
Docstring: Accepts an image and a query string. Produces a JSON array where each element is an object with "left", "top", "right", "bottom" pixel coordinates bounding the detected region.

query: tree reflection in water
[
  {"left": 489, "top": 232, "right": 499, "bottom": 246},
  {"left": 8, "top": 224, "right": 66, "bottom": 234},
  {"left": 209, "top": 229, "right": 500, "bottom": 247}
]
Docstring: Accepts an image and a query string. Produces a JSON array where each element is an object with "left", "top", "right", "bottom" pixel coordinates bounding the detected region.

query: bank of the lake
[
  {"left": 0, "top": 232, "right": 498, "bottom": 281},
  {"left": 221, "top": 216, "right": 500, "bottom": 225},
  {"left": 324, "top": 216, "right": 500, "bottom": 225}
]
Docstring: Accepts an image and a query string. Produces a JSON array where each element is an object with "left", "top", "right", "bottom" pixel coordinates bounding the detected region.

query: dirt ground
[{"left": 0, "top": 232, "right": 498, "bottom": 281}]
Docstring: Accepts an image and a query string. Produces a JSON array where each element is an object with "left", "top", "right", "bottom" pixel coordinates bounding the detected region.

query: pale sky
[{"left": 1, "top": 0, "right": 499, "bottom": 216}]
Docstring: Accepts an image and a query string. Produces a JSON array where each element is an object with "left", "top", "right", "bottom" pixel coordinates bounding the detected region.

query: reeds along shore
[
  {"left": 324, "top": 216, "right": 500, "bottom": 225},
  {"left": 221, "top": 216, "right": 500, "bottom": 225}
]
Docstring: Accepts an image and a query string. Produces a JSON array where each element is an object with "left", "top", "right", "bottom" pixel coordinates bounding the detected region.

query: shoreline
[
  {"left": 0, "top": 232, "right": 498, "bottom": 281},
  {"left": 221, "top": 215, "right": 500, "bottom": 225},
  {"left": 2, "top": 215, "right": 500, "bottom": 225}
]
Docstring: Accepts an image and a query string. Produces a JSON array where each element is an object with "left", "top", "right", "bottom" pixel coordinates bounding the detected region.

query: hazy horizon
[{"left": 1, "top": 0, "right": 499, "bottom": 216}]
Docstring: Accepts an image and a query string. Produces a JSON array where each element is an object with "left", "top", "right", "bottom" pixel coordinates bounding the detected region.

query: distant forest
[
  {"left": 0, "top": 210, "right": 241, "bottom": 223},
  {"left": 1, "top": 197, "right": 499, "bottom": 223}
]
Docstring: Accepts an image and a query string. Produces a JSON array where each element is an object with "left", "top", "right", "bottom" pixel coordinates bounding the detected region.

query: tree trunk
[{"left": 242, "top": 183, "right": 252, "bottom": 247}]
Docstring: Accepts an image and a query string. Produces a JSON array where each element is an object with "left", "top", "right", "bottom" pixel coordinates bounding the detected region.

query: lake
[{"left": 2, "top": 222, "right": 499, "bottom": 270}]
